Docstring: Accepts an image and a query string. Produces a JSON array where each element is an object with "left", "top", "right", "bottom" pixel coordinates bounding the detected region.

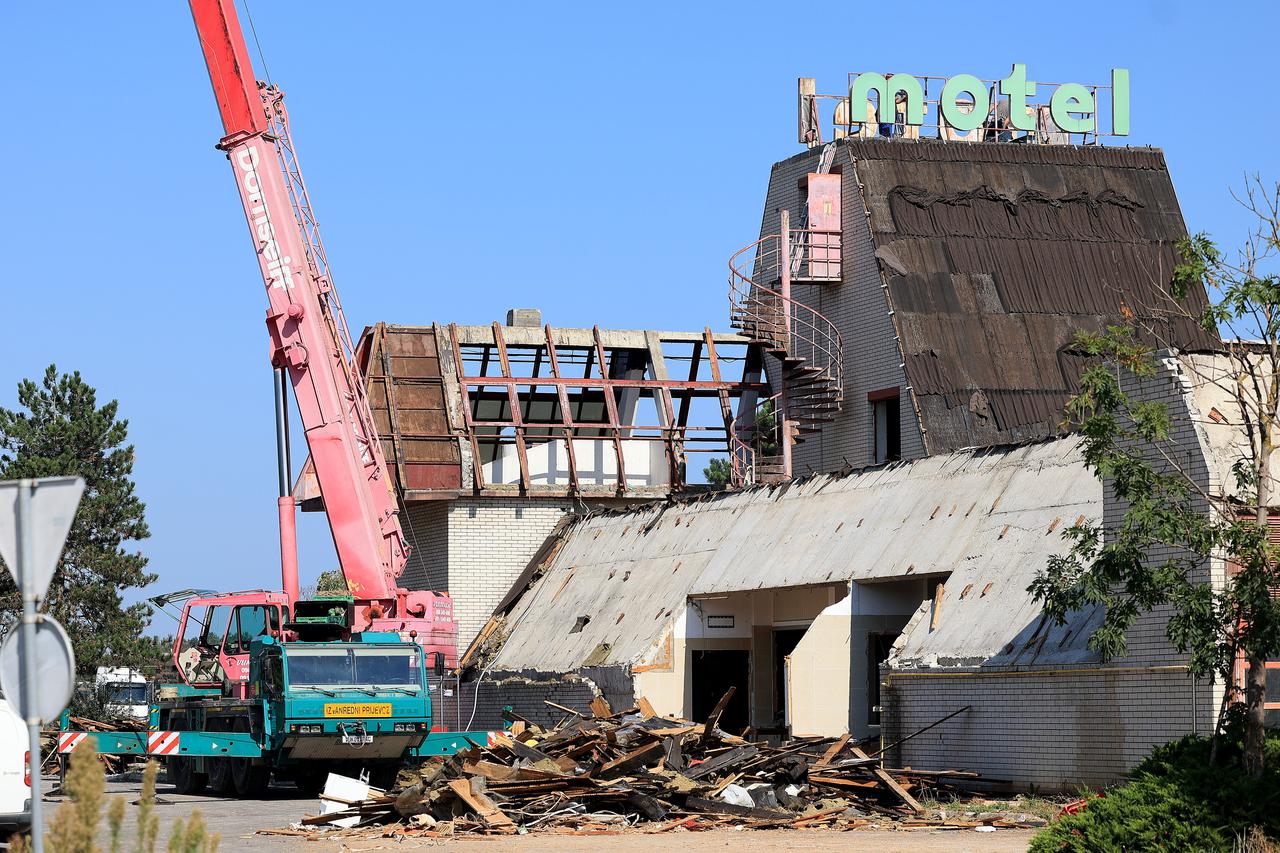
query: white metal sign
[
  {"left": 0, "top": 615, "right": 76, "bottom": 722},
  {"left": 0, "top": 476, "right": 85, "bottom": 600}
]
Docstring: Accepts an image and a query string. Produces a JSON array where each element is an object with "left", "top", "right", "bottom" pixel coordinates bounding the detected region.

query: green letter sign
[{"left": 845, "top": 66, "right": 1129, "bottom": 137}]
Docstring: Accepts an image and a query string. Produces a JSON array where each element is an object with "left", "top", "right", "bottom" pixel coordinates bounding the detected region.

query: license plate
[
  {"left": 340, "top": 732, "right": 374, "bottom": 745},
  {"left": 323, "top": 703, "right": 392, "bottom": 718}
]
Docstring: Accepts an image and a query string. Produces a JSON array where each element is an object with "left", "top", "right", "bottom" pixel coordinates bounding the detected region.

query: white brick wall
[
  {"left": 883, "top": 667, "right": 1216, "bottom": 790},
  {"left": 399, "top": 496, "right": 575, "bottom": 650},
  {"left": 401, "top": 501, "right": 449, "bottom": 590}
]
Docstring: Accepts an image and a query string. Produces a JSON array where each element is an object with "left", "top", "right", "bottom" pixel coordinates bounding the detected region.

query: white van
[{"left": 0, "top": 694, "right": 31, "bottom": 836}]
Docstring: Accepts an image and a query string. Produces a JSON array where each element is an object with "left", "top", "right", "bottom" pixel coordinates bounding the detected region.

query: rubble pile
[{"left": 294, "top": 691, "right": 1038, "bottom": 837}]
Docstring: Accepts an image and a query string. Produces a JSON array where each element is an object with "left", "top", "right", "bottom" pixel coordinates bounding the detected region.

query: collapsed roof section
[
  {"left": 477, "top": 434, "right": 1103, "bottom": 674},
  {"left": 295, "top": 321, "right": 763, "bottom": 505},
  {"left": 848, "top": 139, "right": 1221, "bottom": 451}
]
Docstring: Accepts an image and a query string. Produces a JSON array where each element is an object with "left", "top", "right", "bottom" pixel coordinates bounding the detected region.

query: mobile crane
[{"left": 56, "top": 0, "right": 494, "bottom": 796}]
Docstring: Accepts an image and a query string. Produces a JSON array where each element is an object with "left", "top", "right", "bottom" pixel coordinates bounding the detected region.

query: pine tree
[{"left": 0, "top": 365, "right": 157, "bottom": 676}]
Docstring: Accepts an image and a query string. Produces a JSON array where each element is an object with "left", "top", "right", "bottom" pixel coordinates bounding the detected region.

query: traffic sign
[
  {"left": 0, "top": 477, "right": 85, "bottom": 600},
  {"left": 0, "top": 615, "right": 76, "bottom": 722}
]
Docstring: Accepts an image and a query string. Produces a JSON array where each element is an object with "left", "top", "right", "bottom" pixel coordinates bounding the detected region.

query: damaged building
[
  {"left": 728, "top": 130, "right": 1215, "bottom": 482},
  {"left": 295, "top": 313, "right": 764, "bottom": 646},
  {"left": 451, "top": 99, "right": 1270, "bottom": 788},
  {"left": 466, "top": 351, "right": 1252, "bottom": 789}
]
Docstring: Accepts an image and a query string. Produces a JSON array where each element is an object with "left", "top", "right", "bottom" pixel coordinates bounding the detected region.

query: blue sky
[{"left": 1, "top": 1, "right": 1275, "bottom": 632}]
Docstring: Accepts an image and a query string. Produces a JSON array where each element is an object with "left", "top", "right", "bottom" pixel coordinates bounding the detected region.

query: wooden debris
[{"left": 290, "top": 694, "right": 983, "bottom": 836}]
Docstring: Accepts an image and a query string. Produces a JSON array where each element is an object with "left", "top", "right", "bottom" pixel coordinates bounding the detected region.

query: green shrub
[{"left": 1030, "top": 727, "right": 1280, "bottom": 852}]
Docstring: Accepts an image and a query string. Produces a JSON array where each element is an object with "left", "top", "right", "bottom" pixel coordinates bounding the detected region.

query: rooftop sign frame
[{"left": 799, "top": 65, "right": 1129, "bottom": 147}]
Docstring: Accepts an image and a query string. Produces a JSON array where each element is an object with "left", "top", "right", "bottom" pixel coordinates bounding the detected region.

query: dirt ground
[{"left": 304, "top": 827, "right": 1038, "bottom": 852}]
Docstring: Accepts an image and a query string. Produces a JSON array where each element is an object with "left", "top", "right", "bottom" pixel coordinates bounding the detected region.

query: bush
[{"left": 1030, "top": 727, "right": 1280, "bottom": 852}]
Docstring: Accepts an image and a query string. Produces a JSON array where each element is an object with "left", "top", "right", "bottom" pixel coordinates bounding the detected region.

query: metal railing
[{"left": 727, "top": 230, "right": 844, "bottom": 486}]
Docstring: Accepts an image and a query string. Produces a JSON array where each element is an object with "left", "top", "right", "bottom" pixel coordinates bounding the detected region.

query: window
[
  {"left": 227, "top": 605, "right": 280, "bottom": 654},
  {"left": 285, "top": 646, "right": 422, "bottom": 689},
  {"left": 870, "top": 390, "right": 901, "bottom": 464},
  {"left": 199, "top": 605, "right": 233, "bottom": 650}
]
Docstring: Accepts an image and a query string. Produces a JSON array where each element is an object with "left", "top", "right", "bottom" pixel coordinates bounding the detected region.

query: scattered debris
[
  {"left": 44, "top": 715, "right": 148, "bottom": 777},
  {"left": 286, "top": 693, "right": 1040, "bottom": 837}
]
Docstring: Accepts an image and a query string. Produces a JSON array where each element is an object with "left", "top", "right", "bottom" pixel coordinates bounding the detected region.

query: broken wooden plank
[
  {"left": 849, "top": 746, "right": 923, "bottom": 813},
  {"left": 490, "top": 733, "right": 556, "bottom": 765},
  {"left": 446, "top": 778, "right": 515, "bottom": 829},
  {"left": 637, "top": 696, "right": 658, "bottom": 718},
  {"left": 589, "top": 696, "right": 613, "bottom": 718},
  {"left": 809, "top": 775, "right": 881, "bottom": 791},
  {"left": 595, "top": 740, "right": 665, "bottom": 779},
  {"left": 700, "top": 687, "right": 736, "bottom": 741},
  {"left": 683, "top": 744, "right": 758, "bottom": 780},
  {"left": 812, "top": 733, "right": 850, "bottom": 769},
  {"left": 662, "top": 735, "right": 686, "bottom": 773},
  {"left": 543, "top": 700, "right": 589, "bottom": 718}
]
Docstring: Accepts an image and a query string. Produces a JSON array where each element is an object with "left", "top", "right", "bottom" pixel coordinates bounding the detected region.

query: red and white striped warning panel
[
  {"left": 57, "top": 733, "right": 88, "bottom": 754},
  {"left": 147, "top": 731, "right": 181, "bottom": 756},
  {"left": 486, "top": 731, "right": 500, "bottom": 746}
]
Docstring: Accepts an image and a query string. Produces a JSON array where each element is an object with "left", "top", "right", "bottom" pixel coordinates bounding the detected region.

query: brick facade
[{"left": 401, "top": 496, "right": 575, "bottom": 649}]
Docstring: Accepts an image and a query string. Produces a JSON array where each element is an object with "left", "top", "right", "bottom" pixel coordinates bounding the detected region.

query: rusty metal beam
[
  {"left": 493, "top": 322, "right": 531, "bottom": 492},
  {"left": 544, "top": 323, "right": 580, "bottom": 494},
  {"left": 594, "top": 325, "right": 627, "bottom": 494},
  {"left": 448, "top": 323, "right": 486, "bottom": 491},
  {"left": 459, "top": 376, "right": 764, "bottom": 391}
]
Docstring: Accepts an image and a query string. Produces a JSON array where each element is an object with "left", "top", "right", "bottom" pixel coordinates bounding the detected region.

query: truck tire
[
  {"left": 168, "top": 757, "right": 207, "bottom": 795},
  {"left": 232, "top": 759, "right": 271, "bottom": 799},
  {"left": 207, "top": 759, "right": 235, "bottom": 797}
]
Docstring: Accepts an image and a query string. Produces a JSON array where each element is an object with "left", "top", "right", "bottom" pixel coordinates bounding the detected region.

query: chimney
[{"left": 505, "top": 308, "right": 542, "bottom": 328}]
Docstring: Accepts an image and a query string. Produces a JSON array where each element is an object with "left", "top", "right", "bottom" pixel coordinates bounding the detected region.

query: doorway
[
  {"left": 690, "top": 649, "right": 749, "bottom": 734},
  {"left": 773, "top": 627, "right": 809, "bottom": 730},
  {"left": 866, "top": 632, "right": 898, "bottom": 726}
]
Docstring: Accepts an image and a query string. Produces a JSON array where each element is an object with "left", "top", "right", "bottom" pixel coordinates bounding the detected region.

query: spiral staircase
[{"left": 727, "top": 220, "right": 843, "bottom": 485}]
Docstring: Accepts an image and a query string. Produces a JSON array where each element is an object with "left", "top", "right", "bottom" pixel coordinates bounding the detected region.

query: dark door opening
[
  {"left": 867, "top": 632, "right": 898, "bottom": 726},
  {"left": 690, "top": 649, "right": 749, "bottom": 735},
  {"left": 773, "top": 628, "right": 809, "bottom": 730},
  {"left": 871, "top": 391, "right": 901, "bottom": 464}
]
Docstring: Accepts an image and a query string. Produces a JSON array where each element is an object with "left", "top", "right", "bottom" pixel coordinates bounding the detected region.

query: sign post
[{"left": 0, "top": 477, "right": 85, "bottom": 853}]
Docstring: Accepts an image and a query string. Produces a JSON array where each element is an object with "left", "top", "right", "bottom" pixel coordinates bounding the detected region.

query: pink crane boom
[{"left": 188, "top": 0, "right": 454, "bottom": 653}]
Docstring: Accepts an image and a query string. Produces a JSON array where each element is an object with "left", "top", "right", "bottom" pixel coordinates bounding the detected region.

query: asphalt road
[{"left": 41, "top": 777, "right": 315, "bottom": 852}]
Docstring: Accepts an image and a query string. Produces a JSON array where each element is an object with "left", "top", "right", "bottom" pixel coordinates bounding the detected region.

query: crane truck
[{"left": 56, "top": 0, "right": 495, "bottom": 796}]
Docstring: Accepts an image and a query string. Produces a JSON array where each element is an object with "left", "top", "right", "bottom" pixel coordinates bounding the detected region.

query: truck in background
[{"left": 94, "top": 668, "right": 148, "bottom": 723}]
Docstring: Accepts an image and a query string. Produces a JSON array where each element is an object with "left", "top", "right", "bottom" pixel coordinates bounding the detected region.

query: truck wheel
[
  {"left": 168, "top": 757, "right": 207, "bottom": 795},
  {"left": 232, "top": 759, "right": 271, "bottom": 799},
  {"left": 207, "top": 759, "right": 235, "bottom": 797}
]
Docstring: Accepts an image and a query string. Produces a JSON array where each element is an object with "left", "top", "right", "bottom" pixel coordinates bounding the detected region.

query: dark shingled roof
[{"left": 842, "top": 138, "right": 1220, "bottom": 453}]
